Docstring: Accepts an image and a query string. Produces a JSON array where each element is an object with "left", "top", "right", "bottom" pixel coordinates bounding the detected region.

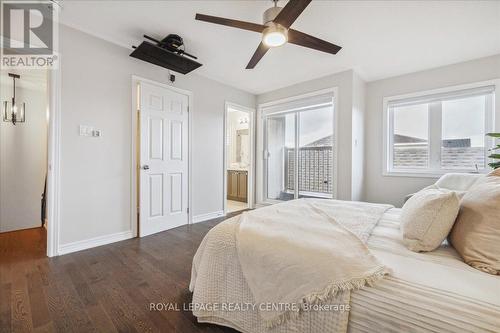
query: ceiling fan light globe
[
  {"left": 263, "top": 32, "right": 286, "bottom": 47},
  {"left": 262, "top": 25, "right": 288, "bottom": 47}
]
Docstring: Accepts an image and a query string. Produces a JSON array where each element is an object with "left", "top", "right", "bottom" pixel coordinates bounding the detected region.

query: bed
[{"left": 189, "top": 204, "right": 500, "bottom": 333}]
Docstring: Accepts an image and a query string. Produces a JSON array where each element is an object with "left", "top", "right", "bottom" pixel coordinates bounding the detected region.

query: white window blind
[
  {"left": 387, "top": 85, "right": 495, "bottom": 108},
  {"left": 261, "top": 93, "right": 334, "bottom": 116}
]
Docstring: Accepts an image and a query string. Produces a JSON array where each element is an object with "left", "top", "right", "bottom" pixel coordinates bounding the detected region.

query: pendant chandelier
[{"left": 2, "top": 73, "right": 26, "bottom": 125}]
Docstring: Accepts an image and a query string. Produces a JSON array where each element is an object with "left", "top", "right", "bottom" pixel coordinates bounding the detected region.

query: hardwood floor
[
  {"left": 0, "top": 216, "right": 242, "bottom": 333},
  {"left": 226, "top": 200, "right": 248, "bottom": 214}
]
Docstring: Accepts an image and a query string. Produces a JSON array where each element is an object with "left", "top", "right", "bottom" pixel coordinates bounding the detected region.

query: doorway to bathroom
[{"left": 223, "top": 103, "right": 255, "bottom": 214}]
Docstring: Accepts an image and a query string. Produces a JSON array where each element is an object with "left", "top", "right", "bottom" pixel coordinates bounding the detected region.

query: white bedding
[
  {"left": 190, "top": 207, "right": 500, "bottom": 333},
  {"left": 350, "top": 208, "right": 500, "bottom": 333},
  {"left": 236, "top": 199, "right": 391, "bottom": 327}
]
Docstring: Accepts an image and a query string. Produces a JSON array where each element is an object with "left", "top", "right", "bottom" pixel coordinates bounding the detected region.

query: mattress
[
  {"left": 191, "top": 207, "right": 500, "bottom": 333},
  {"left": 350, "top": 208, "right": 500, "bottom": 333}
]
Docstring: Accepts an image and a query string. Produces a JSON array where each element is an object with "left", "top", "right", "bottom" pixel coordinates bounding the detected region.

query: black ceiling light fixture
[
  {"left": 130, "top": 34, "right": 202, "bottom": 74},
  {"left": 2, "top": 73, "right": 26, "bottom": 125}
]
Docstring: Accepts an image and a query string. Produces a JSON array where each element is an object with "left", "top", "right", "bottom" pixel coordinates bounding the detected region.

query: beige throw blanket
[{"left": 236, "top": 199, "right": 392, "bottom": 327}]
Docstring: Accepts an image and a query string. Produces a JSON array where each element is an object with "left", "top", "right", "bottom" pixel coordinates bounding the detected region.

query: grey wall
[
  {"left": 57, "top": 24, "right": 500, "bottom": 248},
  {"left": 0, "top": 71, "right": 48, "bottom": 232},
  {"left": 351, "top": 72, "right": 366, "bottom": 201},
  {"left": 59, "top": 26, "right": 255, "bottom": 246},
  {"left": 364, "top": 54, "right": 500, "bottom": 207},
  {"left": 257, "top": 70, "right": 365, "bottom": 201}
]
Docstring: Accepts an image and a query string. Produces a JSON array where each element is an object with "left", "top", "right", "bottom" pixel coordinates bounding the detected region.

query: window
[
  {"left": 386, "top": 85, "right": 494, "bottom": 176},
  {"left": 392, "top": 103, "right": 429, "bottom": 169},
  {"left": 262, "top": 92, "right": 335, "bottom": 201}
]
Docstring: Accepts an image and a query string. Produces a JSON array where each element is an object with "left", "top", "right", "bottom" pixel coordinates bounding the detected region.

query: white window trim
[
  {"left": 256, "top": 88, "right": 339, "bottom": 205},
  {"left": 383, "top": 80, "right": 499, "bottom": 178}
]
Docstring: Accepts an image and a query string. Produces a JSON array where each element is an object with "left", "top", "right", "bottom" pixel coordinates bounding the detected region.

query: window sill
[{"left": 383, "top": 169, "right": 485, "bottom": 179}]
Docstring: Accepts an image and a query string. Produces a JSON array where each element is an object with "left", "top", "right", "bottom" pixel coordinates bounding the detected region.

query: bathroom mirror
[{"left": 236, "top": 129, "right": 249, "bottom": 165}]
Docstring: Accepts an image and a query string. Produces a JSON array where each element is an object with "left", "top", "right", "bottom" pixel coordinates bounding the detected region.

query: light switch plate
[
  {"left": 79, "top": 125, "right": 89, "bottom": 136},
  {"left": 79, "top": 125, "right": 101, "bottom": 137}
]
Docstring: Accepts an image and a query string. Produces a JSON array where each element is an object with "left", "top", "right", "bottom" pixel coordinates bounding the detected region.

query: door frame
[
  {"left": 0, "top": 64, "right": 60, "bottom": 256},
  {"left": 223, "top": 102, "right": 256, "bottom": 214},
  {"left": 45, "top": 60, "right": 62, "bottom": 257},
  {"left": 256, "top": 87, "right": 339, "bottom": 206},
  {"left": 0, "top": 66, "right": 62, "bottom": 257},
  {"left": 131, "top": 75, "right": 193, "bottom": 236}
]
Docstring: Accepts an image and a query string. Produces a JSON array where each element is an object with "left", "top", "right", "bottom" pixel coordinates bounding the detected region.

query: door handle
[{"left": 142, "top": 165, "right": 150, "bottom": 170}]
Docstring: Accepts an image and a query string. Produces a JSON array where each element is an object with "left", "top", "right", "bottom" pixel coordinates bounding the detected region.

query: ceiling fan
[{"left": 195, "top": 0, "right": 342, "bottom": 69}]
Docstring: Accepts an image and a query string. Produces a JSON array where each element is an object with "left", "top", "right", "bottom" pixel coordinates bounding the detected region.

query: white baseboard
[
  {"left": 58, "top": 230, "right": 134, "bottom": 255},
  {"left": 192, "top": 210, "right": 225, "bottom": 224}
]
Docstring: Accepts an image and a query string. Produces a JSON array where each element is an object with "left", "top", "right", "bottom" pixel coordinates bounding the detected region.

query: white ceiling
[{"left": 60, "top": 0, "right": 500, "bottom": 94}]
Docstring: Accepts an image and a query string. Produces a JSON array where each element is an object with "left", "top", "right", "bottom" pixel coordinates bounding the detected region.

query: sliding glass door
[
  {"left": 263, "top": 94, "right": 335, "bottom": 202},
  {"left": 265, "top": 113, "right": 295, "bottom": 201},
  {"left": 298, "top": 107, "right": 334, "bottom": 198}
]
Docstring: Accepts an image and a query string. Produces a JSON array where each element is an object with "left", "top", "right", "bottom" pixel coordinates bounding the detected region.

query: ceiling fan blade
[
  {"left": 273, "top": 0, "right": 312, "bottom": 28},
  {"left": 195, "top": 13, "right": 267, "bottom": 33},
  {"left": 246, "top": 42, "right": 270, "bottom": 69},
  {"left": 288, "top": 29, "right": 342, "bottom": 54}
]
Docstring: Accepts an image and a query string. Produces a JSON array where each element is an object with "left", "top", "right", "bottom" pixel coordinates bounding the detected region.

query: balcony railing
[
  {"left": 393, "top": 143, "right": 485, "bottom": 169},
  {"left": 284, "top": 146, "right": 333, "bottom": 196}
]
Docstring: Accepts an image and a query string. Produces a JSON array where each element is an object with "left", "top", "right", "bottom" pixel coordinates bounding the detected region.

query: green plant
[{"left": 486, "top": 133, "right": 500, "bottom": 169}]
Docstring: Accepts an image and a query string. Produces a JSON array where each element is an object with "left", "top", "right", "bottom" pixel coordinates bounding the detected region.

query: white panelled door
[{"left": 139, "top": 82, "right": 189, "bottom": 237}]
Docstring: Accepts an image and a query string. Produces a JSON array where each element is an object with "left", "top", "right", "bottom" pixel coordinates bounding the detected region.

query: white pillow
[
  {"left": 421, "top": 183, "right": 467, "bottom": 200},
  {"left": 421, "top": 173, "right": 484, "bottom": 200},
  {"left": 400, "top": 188, "right": 460, "bottom": 252},
  {"left": 434, "top": 173, "right": 483, "bottom": 191}
]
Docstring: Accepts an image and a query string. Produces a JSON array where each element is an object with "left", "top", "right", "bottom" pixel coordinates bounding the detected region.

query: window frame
[
  {"left": 257, "top": 88, "right": 339, "bottom": 205},
  {"left": 383, "top": 81, "right": 497, "bottom": 178}
]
